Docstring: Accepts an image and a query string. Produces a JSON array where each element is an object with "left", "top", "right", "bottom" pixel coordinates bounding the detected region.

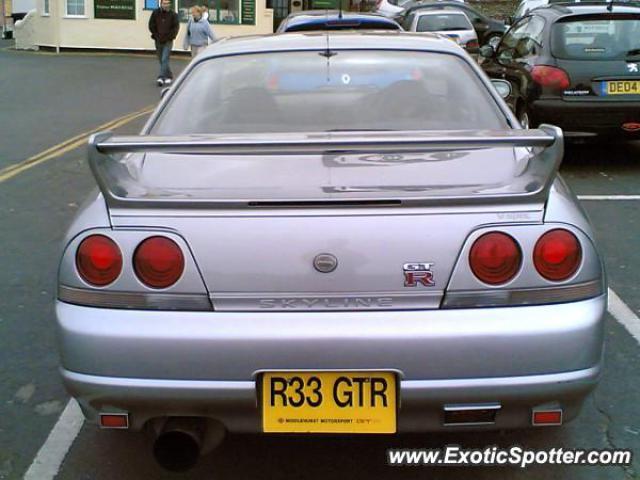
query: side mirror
[
  {"left": 160, "top": 86, "right": 171, "bottom": 98},
  {"left": 487, "top": 34, "right": 502, "bottom": 49},
  {"left": 491, "top": 79, "right": 512, "bottom": 99},
  {"left": 479, "top": 44, "right": 495, "bottom": 59}
]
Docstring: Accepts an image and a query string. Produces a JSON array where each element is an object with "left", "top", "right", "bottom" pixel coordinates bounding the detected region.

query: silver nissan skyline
[{"left": 56, "top": 32, "right": 606, "bottom": 470}]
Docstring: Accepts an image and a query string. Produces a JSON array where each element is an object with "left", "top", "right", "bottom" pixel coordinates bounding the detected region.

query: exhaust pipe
[
  {"left": 152, "top": 417, "right": 204, "bottom": 472},
  {"left": 151, "top": 417, "right": 226, "bottom": 472}
]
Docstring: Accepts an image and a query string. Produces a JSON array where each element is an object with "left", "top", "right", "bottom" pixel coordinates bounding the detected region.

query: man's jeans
[{"left": 155, "top": 41, "right": 173, "bottom": 80}]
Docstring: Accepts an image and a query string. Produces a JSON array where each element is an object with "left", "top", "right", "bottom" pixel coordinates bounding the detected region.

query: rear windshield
[
  {"left": 152, "top": 50, "right": 506, "bottom": 134},
  {"left": 552, "top": 15, "right": 640, "bottom": 60},
  {"left": 416, "top": 13, "right": 471, "bottom": 31}
]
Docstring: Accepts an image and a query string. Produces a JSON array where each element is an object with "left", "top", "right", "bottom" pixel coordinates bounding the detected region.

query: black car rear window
[{"left": 551, "top": 14, "right": 640, "bottom": 60}]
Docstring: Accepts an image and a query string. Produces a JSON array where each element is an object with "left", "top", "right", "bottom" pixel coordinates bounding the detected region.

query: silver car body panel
[{"left": 57, "top": 294, "right": 604, "bottom": 381}]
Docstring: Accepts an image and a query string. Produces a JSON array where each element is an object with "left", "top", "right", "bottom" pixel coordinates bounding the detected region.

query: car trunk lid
[{"left": 90, "top": 128, "right": 562, "bottom": 310}]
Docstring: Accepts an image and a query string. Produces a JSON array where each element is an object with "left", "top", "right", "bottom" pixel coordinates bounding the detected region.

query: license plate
[
  {"left": 602, "top": 80, "right": 640, "bottom": 95},
  {"left": 261, "top": 371, "right": 397, "bottom": 434}
]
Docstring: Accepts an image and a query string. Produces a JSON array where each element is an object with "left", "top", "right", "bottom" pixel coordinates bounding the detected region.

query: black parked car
[
  {"left": 479, "top": 2, "right": 640, "bottom": 138},
  {"left": 398, "top": 1, "right": 507, "bottom": 44}
]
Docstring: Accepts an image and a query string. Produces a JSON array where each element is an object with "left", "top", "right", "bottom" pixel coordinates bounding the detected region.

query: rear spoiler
[{"left": 88, "top": 126, "right": 563, "bottom": 209}]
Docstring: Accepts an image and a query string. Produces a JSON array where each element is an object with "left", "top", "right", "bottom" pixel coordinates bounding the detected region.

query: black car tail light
[
  {"left": 465, "top": 39, "right": 479, "bottom": 51},
  {"left": 134, "top": 236, "right": 185, "bottom": 289},
  {"left": 533, "top": 229, "right": 581, "bottom": 282},
  {"left": 76, "top": 235, "right": 123, "bottom": 286},
  {"left": 531, "top": 65, "right": 571, "bottom": 90},
  {"left": 469, "top": 232, "right": 522, "bottom": 285}
]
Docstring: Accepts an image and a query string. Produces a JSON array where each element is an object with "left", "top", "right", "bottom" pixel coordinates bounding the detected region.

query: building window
[
  {"left": 178, "top": 0, "right": 239, "bottom": 24},
  {"left": 43, "top": 0, "right": 50, "bottom": 14},
  {"left": 66, "top": 0, "right": 86, "bottom": 16}
]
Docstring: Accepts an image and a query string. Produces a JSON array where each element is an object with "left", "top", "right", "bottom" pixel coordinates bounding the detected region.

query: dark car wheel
[{"left": 517, "top": 106, "right": 532, "bottom": 129}]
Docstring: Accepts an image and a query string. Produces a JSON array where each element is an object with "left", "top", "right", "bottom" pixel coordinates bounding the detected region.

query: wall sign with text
[
  {"left": 241, "top": 0, "right": 255, "bottom": 24},
  {"left": 95, "top": 0, "right": 136, "bottom": 19}
]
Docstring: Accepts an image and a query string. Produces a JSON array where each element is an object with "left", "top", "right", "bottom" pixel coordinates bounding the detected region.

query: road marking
[
  {"left": 578, "top": 195, "right": 640, "bottom": 201},
  {"left": 0, "top": 105, "right": 154, "bottom": 184},
  {"left": 608, "top": 288, "right": 640, "bottom": 344},
  {"left": 23, "top": 399, "right": 84, "bottom": 480}
]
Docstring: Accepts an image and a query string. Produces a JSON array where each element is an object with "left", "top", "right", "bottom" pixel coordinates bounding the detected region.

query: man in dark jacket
[{"left": 148, "top": 0, "right": 180, "bottom": 86}]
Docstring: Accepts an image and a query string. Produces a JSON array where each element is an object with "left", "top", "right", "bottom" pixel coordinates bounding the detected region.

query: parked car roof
[
  {"left": 276, "top": 10, "right": 402, "bottom": 32},
  {"left": 529, "top": 2, "right": 640, "bottom": 17},
  {"left": 199, "top": 31, "right": 460, "bottom": 58}
]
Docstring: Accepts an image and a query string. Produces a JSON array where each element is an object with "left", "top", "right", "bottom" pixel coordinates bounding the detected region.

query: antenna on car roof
[
  {"left": 606, "top": 0, "right": 613, "bottom": 11},
  {"left": 338, "top": 0, "right": 343, "bottom": 19}
]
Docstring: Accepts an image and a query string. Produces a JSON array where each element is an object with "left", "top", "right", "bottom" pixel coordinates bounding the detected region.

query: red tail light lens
[
  {"left": 531, "top": 65, "right": 570, "bottom": 90},
  {"left": 469, "top": 232, "right": 521, "bottom": 285},
  {"left": 534, "top": 229, "right": 581, "bottom": 281},
  {"left": 76, "top": 235, "right": 122, "bottom": 286},
  {"left": 465, "top": 40, "right": 479, "bottom": 50},
  {"left": 134, "top": 237, "right": 184, "bottom": 289}
]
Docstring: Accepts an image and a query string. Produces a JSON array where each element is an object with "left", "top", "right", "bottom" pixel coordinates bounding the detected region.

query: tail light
[
  {"left": 534, "top": 229, "right": 581, "bottom": 281},
  {"left": 465, "top": 39, "right": 479, "bottom": 51},
  {"left": 76, "top": 235, "right": 122, "bottom": 286},
  {"left": 134, "top": 236, "right": 184, "bottom": 289},
  {"left": 469, "top": 232, "right": 521, "bottom": 285},
  {"left": 531, "top": 65, "right": 570, "bottom": 90}
]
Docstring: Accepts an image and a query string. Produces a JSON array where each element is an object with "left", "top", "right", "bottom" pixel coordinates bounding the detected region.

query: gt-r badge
[
  {"left": 403, "top": 262, "right": 435, "bottom": 287},
  {"left": 628, "top": 63, "right": 639, "bottom": 73}
]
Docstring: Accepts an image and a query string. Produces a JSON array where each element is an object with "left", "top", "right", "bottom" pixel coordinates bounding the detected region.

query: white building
[{"left": 20, "top": 0, "right": 273, "bottom": 50}]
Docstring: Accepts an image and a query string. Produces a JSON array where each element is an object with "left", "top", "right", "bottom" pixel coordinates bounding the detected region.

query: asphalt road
[{"left": 0, "top": 41, "right": 639, "bottom": 480}]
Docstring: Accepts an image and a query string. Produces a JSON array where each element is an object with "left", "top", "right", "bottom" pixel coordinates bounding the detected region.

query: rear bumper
[
  {"left": 56, "top": 294, "right": 606, "bottom": 431},
  {"left": 63, "top": 364, "right": 601, "bottom": 432},
  {"left": 531, "top": 98, "right": 640, "bottom": 137}
]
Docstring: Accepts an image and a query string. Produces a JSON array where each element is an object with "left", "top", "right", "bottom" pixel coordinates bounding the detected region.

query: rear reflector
[
  {"left": 100, "top": 413, "right": 129, "bottom": 429},
  {"left": 532, "top": 409, "right": 562, "bottom": 426},
  {"left": 465, "top": 40, "right": 479, "bottom": 51},
  {"left": 622, "top": 122, "right": 640, "bottom": 132}
]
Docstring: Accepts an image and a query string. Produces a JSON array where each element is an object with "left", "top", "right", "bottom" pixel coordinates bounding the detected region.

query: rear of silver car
[
  {"left": 55, "top": 37, "right": 605, "bottom": 466},
  {"left": 57, "top": 130, "right": 605, "bottom": 434},
  {"left": 410, "top": 10, "right": 479, "bottom": 53}
]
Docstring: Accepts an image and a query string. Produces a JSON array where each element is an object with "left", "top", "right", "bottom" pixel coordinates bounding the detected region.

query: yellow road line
[{"left": 0, "top": 105, "right": 155, "bottom": 184}]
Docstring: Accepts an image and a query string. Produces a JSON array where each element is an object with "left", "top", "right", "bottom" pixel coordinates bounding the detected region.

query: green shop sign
[
  {"left": 241, "top": 0, "right": 255, "bottom": 24},
  {"left": 94, "top": 0, "right": 136, "bottom": 19}
]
